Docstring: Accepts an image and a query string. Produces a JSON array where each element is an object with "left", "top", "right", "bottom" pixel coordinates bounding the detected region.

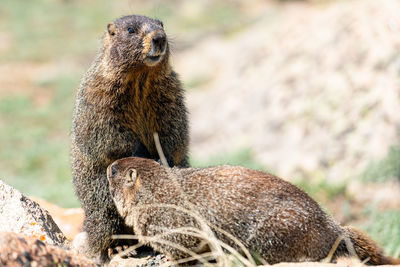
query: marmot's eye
[
  {"left": 156, "top": 20, "right": 164, "bottom": 28},
  {"left": 128, "top": 27, "right": 135, "bottom": 34}
]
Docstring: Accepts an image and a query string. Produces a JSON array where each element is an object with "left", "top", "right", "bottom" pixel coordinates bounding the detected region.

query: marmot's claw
[{"left": 108, "top": 245, "right": 137, "bottom": 259}]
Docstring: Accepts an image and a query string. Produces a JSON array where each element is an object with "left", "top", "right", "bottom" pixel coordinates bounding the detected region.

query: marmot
[
  {"left": 107, "top": 157, "right": 400, "bottom": 265},
  {"left": 71, "top": 15, "right": 189, "bottom": 262}
]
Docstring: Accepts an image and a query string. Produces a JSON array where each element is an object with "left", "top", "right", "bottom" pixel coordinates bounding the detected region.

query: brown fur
[
  {"left": 71, "top": 15, "right": 189, "bottom": 262},
  {"left": 344, "top": 226, "right": 400, "bottom": 265},
  {"left": 107, "top": 157, "right": 400, "bottom": 265}
]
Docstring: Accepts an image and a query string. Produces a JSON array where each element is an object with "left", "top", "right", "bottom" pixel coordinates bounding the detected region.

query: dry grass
[
  {"left": 111, "top": 204, "right": 372, "bottom": 267},
  {"left": 113, "top": 203, "right": 257, "bottom": 266}
]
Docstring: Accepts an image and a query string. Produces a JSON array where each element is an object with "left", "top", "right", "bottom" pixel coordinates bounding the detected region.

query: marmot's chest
[
  {"left": 128, "top": 96, "right": 160, "bottom": 132},
  {"left": 122, "top": 91, "right": 162, "bottom": 154}
]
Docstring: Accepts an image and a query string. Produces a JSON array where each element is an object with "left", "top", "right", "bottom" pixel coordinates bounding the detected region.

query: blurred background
[{"left": 0, "top": 0, "right": 399, "bottom": 258}]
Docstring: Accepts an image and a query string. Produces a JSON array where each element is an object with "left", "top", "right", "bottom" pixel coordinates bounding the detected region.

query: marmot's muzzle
[
  {"left": 107, "top": 161, "right": 118, "bottom": 181},
  {"left": 143, "top": 30, "right": 167, "bottom": 66},
  {"left": 150, "top": 31, "right": 166, "bottom": 55}
]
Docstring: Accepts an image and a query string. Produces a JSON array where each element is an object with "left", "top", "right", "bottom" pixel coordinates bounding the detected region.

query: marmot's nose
[
  {"left": 107, "top": 162, "right": 118, "bottom": 180},
  {"left": 152, "top": 32, "right": 166, "bottom": 52}
]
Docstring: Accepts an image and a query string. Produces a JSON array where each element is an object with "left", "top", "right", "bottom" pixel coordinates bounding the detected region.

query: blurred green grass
[
  {"left": 0, "top": 0, "right": 115, "bottom": 61},
  {"left": 0, "top": 73, "right": 80, "bottom": 207},
  {"left": 360, "top": 145, "right": 400, "bottom": 183},
  {"left": 356, "top": 145, "right": 400, "bottom": 258},
  {"left": 0, "top": 0, "right": 247, "bottom": 62},
  {"left": 361, "top": 208, "right": 400, "bottom": 258}
]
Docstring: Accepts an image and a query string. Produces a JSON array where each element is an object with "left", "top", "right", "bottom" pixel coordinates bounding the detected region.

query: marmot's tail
[{"left": 345, "top": 226, "right": 400, "bottom": 265}]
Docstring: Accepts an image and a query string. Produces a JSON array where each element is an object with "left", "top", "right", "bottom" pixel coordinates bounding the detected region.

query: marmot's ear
[
  {"left": 107, "top": 22, "right": 116, "bottom": 36},
  {"left": 125, "top": 168, "right": 138, "bottom": 188}
]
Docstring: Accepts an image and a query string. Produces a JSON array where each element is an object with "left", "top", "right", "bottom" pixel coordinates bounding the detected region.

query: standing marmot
[
  {"left": 71, "top": 15, "right": 189, "bottom": 262},
  {"left": 107, "top": 157, "right": 400, "bottom": 265}
]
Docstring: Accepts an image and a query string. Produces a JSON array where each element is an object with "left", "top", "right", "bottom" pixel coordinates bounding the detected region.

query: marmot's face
[
  {"left": 107, "top": 160, "right": 138, "bottom": 218},
  {"left": 106, "top": 157, "right": 160, "bottom": 218},
  {"left": 106, "top": 15, "right": 168, "bottom": 68}
]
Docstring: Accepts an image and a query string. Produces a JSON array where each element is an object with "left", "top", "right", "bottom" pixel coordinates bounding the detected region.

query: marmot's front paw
[{"left": 71, "top": 232, "right": 91, "bottom": 257}]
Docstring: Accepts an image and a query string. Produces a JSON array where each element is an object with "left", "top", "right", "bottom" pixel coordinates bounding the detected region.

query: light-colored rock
[
  {"left": 0, "top": 180, "right": 67, "bottom": 247},
  {"left": 31, "top": 196, "right": 84, "bottom": 241}
]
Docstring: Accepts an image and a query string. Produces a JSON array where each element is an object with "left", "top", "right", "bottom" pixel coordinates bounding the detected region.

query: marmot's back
[{"left": 175, "top": 166, "right": 345, "bottom": 263}]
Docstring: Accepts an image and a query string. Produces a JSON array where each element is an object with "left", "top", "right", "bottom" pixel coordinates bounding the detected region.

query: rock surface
[
  {"left": 0, "top": 231, "right": 96, "bottom": 267},
  {"left": 0, "top": 179, "right": 67, "bottom": 247},
  {"left": 31, "top": 196, "right": 84, "bottom": 241}
]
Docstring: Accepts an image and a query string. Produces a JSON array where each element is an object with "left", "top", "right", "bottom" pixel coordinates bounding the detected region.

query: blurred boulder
[
  {"left": 0, "top": 180, "right": 67, "bottom": 247},
  {"left": 0, "top": 231, "right": 96, "bottom": 267},
  {"left": 31, "top": 196, "right": 84, "bottom": 241}
]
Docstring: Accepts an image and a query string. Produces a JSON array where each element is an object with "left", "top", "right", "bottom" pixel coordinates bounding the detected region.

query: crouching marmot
[{"left": 107, "top": 157, "right": 400, "bottom": 265}]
